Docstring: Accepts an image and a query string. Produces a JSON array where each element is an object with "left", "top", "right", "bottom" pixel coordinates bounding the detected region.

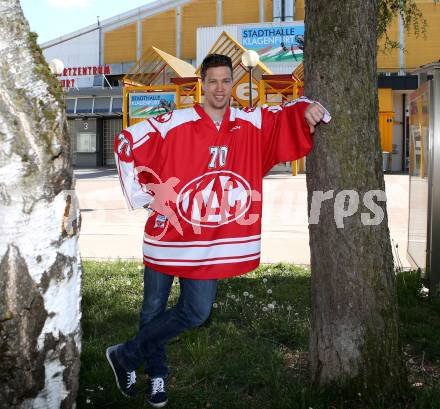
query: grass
[{"left": 78, "top": 261, "right": 440, "bottom": 408}]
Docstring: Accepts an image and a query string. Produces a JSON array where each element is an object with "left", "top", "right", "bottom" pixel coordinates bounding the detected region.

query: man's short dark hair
[{"left": 200, "top": 54, "right": 233, "bottom": 81}]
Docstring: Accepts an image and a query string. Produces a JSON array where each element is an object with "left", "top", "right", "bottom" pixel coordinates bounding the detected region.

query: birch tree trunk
[
  {"left": 304, "top": 0, "right": 407, "bottom": 400},
  {"left": 0, "top": 1, "right": 81, "bottom": 408}
]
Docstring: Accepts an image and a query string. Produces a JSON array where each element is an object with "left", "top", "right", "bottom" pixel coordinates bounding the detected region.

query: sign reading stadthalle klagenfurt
[
  {"left": 241, "top": 23, "right": 304, "bottom": 63},
  {"left": 129, "top": 93, "right": 176, "bottom": 119}
]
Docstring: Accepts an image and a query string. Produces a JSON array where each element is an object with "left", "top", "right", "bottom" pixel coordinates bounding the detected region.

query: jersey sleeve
[
  {"left": 260, "top": 97, "right": 331, "bottom": 175},
  {"left": 114, "top": 121, "right": 162, "bottom": 210}
]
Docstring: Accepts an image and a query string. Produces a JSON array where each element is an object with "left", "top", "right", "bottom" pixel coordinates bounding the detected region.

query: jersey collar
[{"left": 194, "top": 103, "right": 231, "bottom": 132}]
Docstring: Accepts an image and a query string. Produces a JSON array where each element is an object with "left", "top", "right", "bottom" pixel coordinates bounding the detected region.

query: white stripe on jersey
[
  {"left": 148, "top": 107, "right": 201, "bottom": 138},
  {"left": 144, "top": 234, "right": 261, "bottom": 246},
  {"left": 229, "top": 107, "right": 262, "bottom": 129},
  {"left": 115, "top": 152, "right": 153, "bottom": 210},
  {"left": 282, "top": 97, "right": 331, "bottom": 123},
  {"left": 143, "top": 239, "right": 261, "bottom": 261},
  {"left": 125, "top": 120, "right": 156, "bottom": 148},
  {"left": 124, "top": 107, "right": 202, "bottom": 150}
]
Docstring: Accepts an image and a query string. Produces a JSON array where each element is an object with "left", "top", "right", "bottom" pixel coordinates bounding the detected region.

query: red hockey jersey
[{"left": 115, "top": 98, "right": 330, "bottom": 279}]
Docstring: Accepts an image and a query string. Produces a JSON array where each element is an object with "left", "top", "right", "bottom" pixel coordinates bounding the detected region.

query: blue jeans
[{"left": 117, "top": 266, "right": 218, "bottom": 376}]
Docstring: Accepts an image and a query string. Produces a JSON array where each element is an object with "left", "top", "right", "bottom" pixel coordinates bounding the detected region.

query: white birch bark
[{"left": 0, "top": 1, "right": 81, "bottom": 408}]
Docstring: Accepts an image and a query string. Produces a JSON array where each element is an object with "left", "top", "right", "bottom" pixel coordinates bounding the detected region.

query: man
[{"left": 107, "top": 54, "right": 330, "bottom": 407}]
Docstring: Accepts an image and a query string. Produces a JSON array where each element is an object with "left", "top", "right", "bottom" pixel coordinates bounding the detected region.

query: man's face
[{"left": 202, "top": 66, "right": 233, "bottom": 111}]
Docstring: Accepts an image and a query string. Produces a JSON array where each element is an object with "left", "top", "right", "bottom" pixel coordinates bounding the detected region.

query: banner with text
[
  {"left": 129, "top": 93, "right": 176, "bottom": 119},
  {"left": 241, "top": 24, "right": 304, "bottom": 63}
]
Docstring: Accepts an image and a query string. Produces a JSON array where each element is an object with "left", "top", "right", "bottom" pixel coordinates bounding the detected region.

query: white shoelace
[
  {"left": 126, "top": 371, "right": 136, "bottom": 388},
  {"left": 151, "top": 377, "right": 165, "bottom": 395}
]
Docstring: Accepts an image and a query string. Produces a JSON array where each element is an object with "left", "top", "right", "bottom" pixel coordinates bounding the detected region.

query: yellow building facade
[
  {"left": 378, "top": 0, "right": 440, "bottom": 72},
  {"left": 103, "top": 0, "right": 440, "bottom": 72},
  {"left": 104, "top": 0, "right": 276, "bottom": 64}
]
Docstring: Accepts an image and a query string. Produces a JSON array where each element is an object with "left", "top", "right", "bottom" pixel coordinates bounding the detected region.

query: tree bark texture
[
  {"left": 0, "top": 1, "right": 81, "bottom": 408},
  {"left": 304, "top": 0, "right": 407, "bottom": 400}
]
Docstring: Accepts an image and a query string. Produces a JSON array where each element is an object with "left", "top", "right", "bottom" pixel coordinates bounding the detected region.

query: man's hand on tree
[{"left": 305, "top": 103, "right": 327, "bottom": 134}]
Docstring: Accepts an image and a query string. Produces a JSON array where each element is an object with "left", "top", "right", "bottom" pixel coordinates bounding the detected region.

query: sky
[{"left": 20, "top": 0, "right": 155, "bottom": 44}]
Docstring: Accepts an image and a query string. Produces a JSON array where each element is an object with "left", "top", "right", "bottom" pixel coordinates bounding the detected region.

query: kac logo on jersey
[
  {"left": 176, "top": 171, "right": 252, "bottom": 228},
  {"left": 154, "top": 111, "right": 173, "bottom": 123},
  {"left": 242, "top": 106, "right": 257, "bottom": 113},
  {"left": 117, "top": 133, "right": 131, "bottom": 158}
]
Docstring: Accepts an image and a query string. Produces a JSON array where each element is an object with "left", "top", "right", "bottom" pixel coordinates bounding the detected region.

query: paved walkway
[{"left": 75, "top": 168, "right": 411, "bottom": 268}]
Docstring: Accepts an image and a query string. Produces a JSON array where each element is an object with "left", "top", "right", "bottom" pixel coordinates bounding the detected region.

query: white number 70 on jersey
[{"left": 208, "top": 146, "right": 228, "bottom": 168}]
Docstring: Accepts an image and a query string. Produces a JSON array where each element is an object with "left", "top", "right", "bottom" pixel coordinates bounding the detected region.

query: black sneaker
[
  {"left": 146, "top": 377, "right": 168, "bottom": 408},
  {"left": 106, "top": 344, "right": 136, "bottom": 397}
]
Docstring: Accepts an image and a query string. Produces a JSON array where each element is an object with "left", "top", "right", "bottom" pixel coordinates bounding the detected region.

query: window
[
  {"left": 103, "top": 118, "right": 123, "bottom": 166},
  {"left": 112, "top": 97, "right": 123, "bottom": 113},
  {"left": 76, "top": 98, "right": 93, "bottom": 113},
  {"left": 66, "top": 98, "right": 76, "bottom": 114},
  {"left": 94, "top": 97, "right": 111, "bottom": 113},
  {"left": 76, "top": 132, "right": 96, "bottom": 153}
]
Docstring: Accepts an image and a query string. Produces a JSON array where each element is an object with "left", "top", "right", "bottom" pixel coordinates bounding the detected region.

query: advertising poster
[
  {"left": 129, "top": 93, "right": 176, "bottom": 119},
  {"left": 241, "top": 24, "right": 304, "bottom": 63}
]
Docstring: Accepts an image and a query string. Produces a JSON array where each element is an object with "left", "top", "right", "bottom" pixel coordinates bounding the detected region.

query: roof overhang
[
  {"left": 123, "top": 46, "right": 196, "bottom": 86},
  {"left": 411, "top": 61, "right": 440, "bottom": 76}
]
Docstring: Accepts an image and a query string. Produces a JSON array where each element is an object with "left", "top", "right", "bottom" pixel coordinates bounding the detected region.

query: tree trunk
[
  {"left": 304, "top": 0, "right": 407, "bottom": 400},
  {"left": 0, "top": 1, "right": 81, "bottom": 408}
]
